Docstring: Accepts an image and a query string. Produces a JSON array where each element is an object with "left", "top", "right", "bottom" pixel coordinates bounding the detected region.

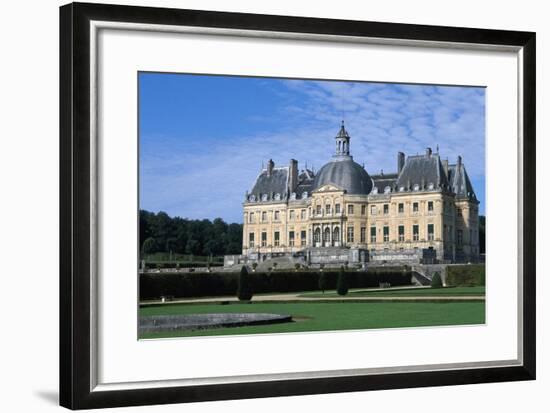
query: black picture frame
[{"left": 60, "top": 2, "right": 536, "bottom": 409}]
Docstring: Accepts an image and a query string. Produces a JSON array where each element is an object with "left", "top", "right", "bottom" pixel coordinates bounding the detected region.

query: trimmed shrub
[
  {"left": 431, "top": 272, "right": 443, "bottom": 288},
  {"left": 318, "top": 271, "right": 328, "bottom": 293},
  {"left": 237, "top": 266, "right": 253, "bottom": 301},
  {"left": 336, "top": 267, "right": 349, "bottom": 296},
  {"left": 446, "top": 264, "right": 485, "bottom": 287}
]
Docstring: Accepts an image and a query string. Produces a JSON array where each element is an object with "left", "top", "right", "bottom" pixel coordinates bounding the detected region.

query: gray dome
[{"left": 313, "top": 158, "right": 373, "bottom": 195}]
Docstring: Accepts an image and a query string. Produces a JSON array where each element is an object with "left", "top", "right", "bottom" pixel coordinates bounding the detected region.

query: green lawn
[
  {"left": 299, "top": 286, "right": 485, "bottom": 298},
  {"left": 139, "top": 300, "right": 485, "bottom": 339}
]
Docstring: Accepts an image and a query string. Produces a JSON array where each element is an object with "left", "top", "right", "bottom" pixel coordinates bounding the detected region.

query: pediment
[{"left": 313, "top": 184, "right": 344, "bottom": 193}]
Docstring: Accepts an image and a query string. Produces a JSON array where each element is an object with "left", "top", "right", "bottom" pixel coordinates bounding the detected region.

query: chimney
[
  {"left": 457, "top": 155, "right": 462, "bottom": 169},
  {"left": 426, "top": 147, "right": 432, "bottom": 157},
  {"left": 289, "top": 159, "right": 298, "bottom": 192},
  {"left": 267, "top": 159, "right": 274, "bottom": 177},
  {"left": 397, "top": 152, "right": 405, "bottom": 173}
]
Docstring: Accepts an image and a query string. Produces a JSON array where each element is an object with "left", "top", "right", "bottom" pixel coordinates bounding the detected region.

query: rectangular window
[
  {"left": 289, "top": 210, "right": 295, "bottom": 220},
  {"left": 261, "top": 232, "right": 267, "bottom": 247},
  {"left": 249, "top": 212, "right": 254, "bottom": 223},
  {"left": 413, "top": 225, "right": 419, "bottom": 241},
  {"left": 325, "top": 204, "right": 331, "bottom": 214},
  {"left": 274, "top": 231, "right": 280, "bottom": 246},
  {"left": 261, "top": 211, "right": 267, "bottom": 222},
  {"left": 370, "top": 226, "right": 376, "bottom": 243},
  {"left": 443, "top": 224, "right": 447, "bottom": 241},
  {"left": 383, "top": 204, "right": 389, "bottom": 215},
  {"left": 316, "top": 205, "right": 322, "bottom": 215},
  {"left": 274, "top": 210, "right": 280, "bottom": 221},
  {"left": 457, "top": 229, "right": 463, "bottom": 245},
  {"left": 348, "top": 204, "right": 354, "bottom": 215},
  {"left": 301, "top": 209, "right": 306, "bottom": 220},
  {"left": 301, "top": 230, "right": 307, "bottom": 246},
  {"left": 398, "top": 203, "right": 404, "bottom": 214},
  {"left": 335, "top": 203, "right": 341, "bottom": 214},
  {"left": 369, "top": 205, "right": 375, "bottom": 215},
  {"left": 347, "top": 226, "right": 354, "bottom": 243},
  {"left": 413, "top": 202, "right": 419, "bottom": 213},
  {"left": 249, "top": 233, "right": 255, "bottom": 247},
  {"left": 457, "top": 208, "right": 462, "bottom": 217},
  {"left": 289, "top": 231, "right": 295, "bottom": 246},
  {"left": 398, "top": 225, "right": 405, "bottom": 242},
  {"left": 428, "top": 201, "right": 434, "bottom": 212},
  {"left": 428, "top": 224, "right": 434, "bottom": 241},
  {"left": 383, "top": 226, "right": 389, "bottom": 242},
  {"left": 362, "top": 205, "right": 367, "bottom": 215},
  {"left": 360, "top": 227, "right": 366, "bottom": 243}
]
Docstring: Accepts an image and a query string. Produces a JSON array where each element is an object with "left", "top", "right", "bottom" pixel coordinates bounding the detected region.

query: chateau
[{"left": 240, "top": 122, "right": 480, "bottom": 266}]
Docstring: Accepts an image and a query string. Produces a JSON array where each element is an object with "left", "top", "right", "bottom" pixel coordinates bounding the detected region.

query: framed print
[{"left": 59, "top": 2, "right": 536, "bottom": 409}]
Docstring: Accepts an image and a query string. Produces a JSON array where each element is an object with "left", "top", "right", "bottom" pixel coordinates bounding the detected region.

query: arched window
[
  {"left": 323, "top": 227, "right": 331, "bottom": 245},
  {"left": 314, "top": 227, "right": 321, "bottom": 243},
  {"left": 333, "top": 226, "right": 340, "bottom": 242}
]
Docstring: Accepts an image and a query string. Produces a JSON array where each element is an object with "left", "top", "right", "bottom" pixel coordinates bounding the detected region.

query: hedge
[
  {"left": 445, "top": 264, "right": 485, "bottom": 287},
  {"left": 140, "top": 268, "right": 413, "bottom": 300}
]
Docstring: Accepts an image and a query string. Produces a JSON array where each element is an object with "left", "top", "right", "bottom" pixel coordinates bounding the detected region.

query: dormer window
[
  {"left": 290, "top": 192, "right": 296, "bottom": 200},
  {"left": 249, "top": 195, "right": 256, "bottom": 202},
  {"left": 413, "top": 184, "right": 420, "bottom": 191},
  {"left": 261, "top": 194, "right": 268, "bottom": 201},
  {"left": 428, "top": 182, "right": 434, "bottom": 190},
  {"left": 384, "top": 186, "right": 391, "bottom": 194},
  {"left": 274, "top": 193, "right": 281, "bottom": 201},
  {"left": 302, "top": 191, "right": 308, "bottom": 199},
  {"left": 372, "top": 187, "right": 378, "bottom": 194}
]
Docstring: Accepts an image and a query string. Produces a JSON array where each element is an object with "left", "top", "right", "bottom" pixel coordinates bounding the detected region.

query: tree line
[{"left": 140, "top": 210, "right": 243, "bottom": 257}]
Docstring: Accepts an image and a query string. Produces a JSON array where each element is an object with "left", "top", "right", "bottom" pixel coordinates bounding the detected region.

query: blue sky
[{"left": 139, "top": 73, "right": 485, "bottom": 223}]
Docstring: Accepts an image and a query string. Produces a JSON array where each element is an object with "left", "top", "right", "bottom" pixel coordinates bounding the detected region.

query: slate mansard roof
[
  {"left": 250, "top": 167, "right": 289, "bottom": 200},
  {"left": 395, "top": 153, "right": 449, "bottom": 190},
  {"left": 244, "top": 124, "right": 478, "bottom": 203},
  {"left": 448, "top": 161, "right": 477, "bottom": 200},
  {"left": 247, "top": 166, "right": 315, "bottom": 203}
]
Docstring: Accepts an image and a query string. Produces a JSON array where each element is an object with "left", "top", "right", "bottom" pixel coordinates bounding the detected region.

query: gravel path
[{"left": 143, "top": 288, "right": 485, "bottom": 305}]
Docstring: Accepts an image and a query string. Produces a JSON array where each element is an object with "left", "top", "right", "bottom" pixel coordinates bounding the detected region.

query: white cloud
[{"left": 141, "top": 79, "right": 485, "bottom": 222}]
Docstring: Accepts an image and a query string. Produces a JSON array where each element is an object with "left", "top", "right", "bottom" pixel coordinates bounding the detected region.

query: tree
[
  {"left": 431, "top": 272, "right": 443, "bottom": 289},
  {"left": 336, "top": 266, "right": 349, "bottom": 296},
  {"left": 237, "top": 266, "right": 253, "bottom": 301},
  {"left": 141, "top": 237, "right": 156, "bottom": 255},
  {"left": 318, "top": 271, "right": 328, "bottom": 294},
  {"left": 185, "top": 239, "right": 201, "bottom": 255}
]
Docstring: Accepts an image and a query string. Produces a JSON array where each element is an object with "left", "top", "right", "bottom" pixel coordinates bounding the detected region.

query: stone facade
[{"left": 241, "top": 123, "right": 480, "bottom": 265}]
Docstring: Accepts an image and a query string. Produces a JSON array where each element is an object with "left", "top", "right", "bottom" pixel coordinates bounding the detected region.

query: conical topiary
[
  {"left": 431, "top": 272, "right": 443, "bottom": 289},
  {"left": 318, "top": 271, "right": 328, "bottom": 294},
  {"left": 237, "top": 265, "right": 253, "bottom": 301},
  {"left": 336, "top": 266, "right": 349, "bottom": 296}
]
